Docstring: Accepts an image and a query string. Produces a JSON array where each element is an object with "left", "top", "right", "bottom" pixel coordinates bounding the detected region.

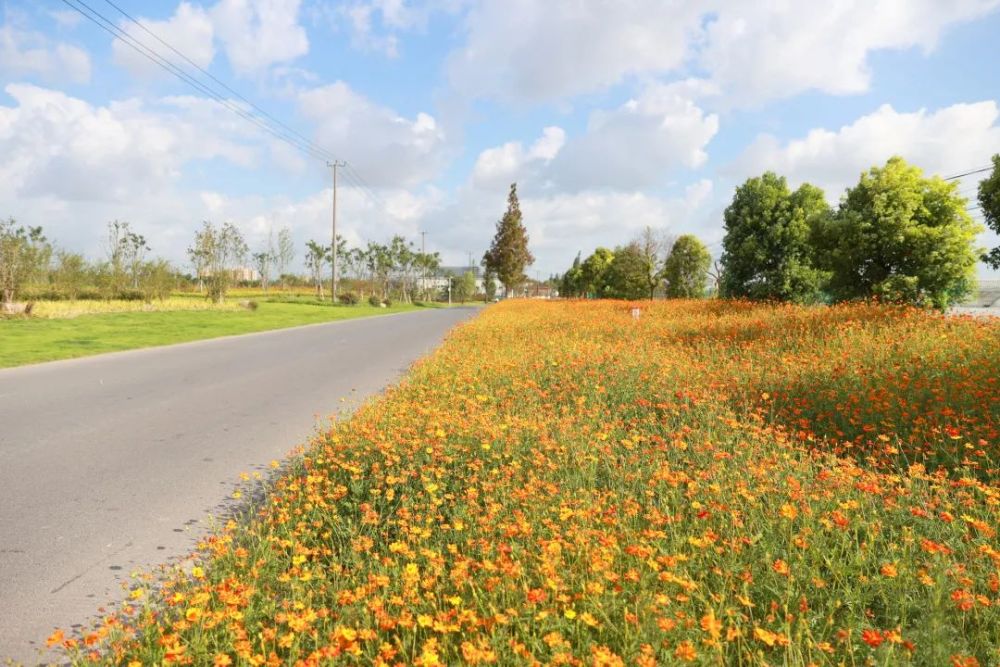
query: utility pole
[{"left": 328, "top": 160, "right": 346, "bottom": 303}]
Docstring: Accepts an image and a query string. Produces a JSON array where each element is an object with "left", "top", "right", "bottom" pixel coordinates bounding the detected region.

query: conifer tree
[{"left": 483, "top": 183, "right": 534, "bottom": 297}]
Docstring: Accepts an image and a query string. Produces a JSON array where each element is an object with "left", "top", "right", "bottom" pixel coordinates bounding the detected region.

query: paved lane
[{"left": 0, "top": 307, "right": 475, "bottom": 663}]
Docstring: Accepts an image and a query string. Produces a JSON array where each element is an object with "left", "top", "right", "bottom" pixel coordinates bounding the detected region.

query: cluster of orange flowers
[{"left": 57, "top": 300, "right": 999, "bottom": 665}]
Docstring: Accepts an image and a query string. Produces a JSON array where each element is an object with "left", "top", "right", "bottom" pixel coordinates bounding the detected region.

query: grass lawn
[{"left": 0, "top": 300, "right": 435, "bottom": 368}]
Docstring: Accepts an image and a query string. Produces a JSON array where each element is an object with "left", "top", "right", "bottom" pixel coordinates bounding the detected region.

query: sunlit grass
[{"left": 0, "top": 301, "right": 428, "bottom": 368}]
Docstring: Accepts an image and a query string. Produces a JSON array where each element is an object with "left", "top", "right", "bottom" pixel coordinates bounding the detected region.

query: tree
[
  {"left": 188, "top": 221, "right": 248, "bottom": 303},
  {"left": 719, "top": 173, "right": 830, "bottom": 303},
  {"left": 579, "top": 247, "right": 615, "bottom": 297},
  {"left": 483, "top": 183, "right": 534, "bottom": 297},
  {"left": 603, "top": 243, "right": 648, "bottom": 300},
  {"left": 560, "top": 253, "right": 583, "bottom": 298},
  {"left": 305, "top": 240, "right": 330, "bottom": 298},
  {"left": 817, "top": 156, "right": 982, "bottom": 309},
  {"left": 276, "top": 227, "right": 295, "bottom": 290},
  {"left": 452, "top": 270, "right": 477, "bottom": 303},
  {"left": 51, "top": 250, "right": 90, "bottom": 300},
  {"left": 0, "top": 217, "right": 50, "bottom": 307},
  {"left": 138, "top": 259, "right": 175, "bottom": 301},
  {"left": 635, "top": 227, "right": 673, "bottom": 299},
  {"left": 663, "top": 235, "right": 711, "bottom": 298},
  {"left": 252, "top": 250, "right": 273, "bottom": 291},
  {"left": 483, "top": 269, "right": 498, "bottom": 301},
  {"left": 979, "top": 154, "right": 1000, "bottom": 269},
  {"left": 105, "top": 220, "right": 148, "bottom": 294}
]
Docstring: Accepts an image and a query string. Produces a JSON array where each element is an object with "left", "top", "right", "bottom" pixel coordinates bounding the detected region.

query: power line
[
  {"left": 945, "top": 166, "right": 992, "bottom": 181},
  {"left": 66, "top": 0, "right": 402, "bottom": 228},
  {"left": 60, "top": 0, "right": 333, "bottom": 164},
  {"left": 99, "top": 0, "right": 341, "bottom": 165}
]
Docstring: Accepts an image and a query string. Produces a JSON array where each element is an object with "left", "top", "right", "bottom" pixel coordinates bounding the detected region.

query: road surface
[{"left": 0, "top": 307, "right": 476, "bottom": 664}]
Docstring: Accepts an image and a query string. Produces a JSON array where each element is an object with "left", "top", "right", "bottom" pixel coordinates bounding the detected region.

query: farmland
[{"left": 55, "top": 300, "right": 1000, "bottom": 666}]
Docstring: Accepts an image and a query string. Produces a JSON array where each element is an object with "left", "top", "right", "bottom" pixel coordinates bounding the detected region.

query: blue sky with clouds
[{"left": 2, "top": 0, "right": 999, "bottom": 276}]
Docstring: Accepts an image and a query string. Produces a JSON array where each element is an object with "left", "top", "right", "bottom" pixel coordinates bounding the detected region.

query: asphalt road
[{"left": 0, "top": 306, "right": 476, "bottom": 664}]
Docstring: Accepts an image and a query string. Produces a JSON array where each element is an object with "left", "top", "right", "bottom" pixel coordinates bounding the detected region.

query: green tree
[
  {"left": 452, "top": 270, "right": 477, "bottom": 303},
  {"left": 138, "top": 259, "right": 176, "bottom": 301},
  {"left": 188, "top": 221, "right": 248, "bottom": 303},
  {"left": 579, "top": 247, "right": 615, "bottom": 297},
  {"left": 483, "top": 183, "right": 534, "bottom": 297},
  {"left": 51, "top": 250, "right": 91, "bottom": 300},
  {"left": 819, "top": 156, "right": 982, "bottom": 309},
  {"left": 603, "top": 243, "right": 648, "bottom": 299},
  {"left": 719, "top": 173, "right": 830, "bottom": 303},
  {"left": 559, "top": 253, "right": 583, "bottom": 298},
  {"left": 1, "top": 218, "right": 50, "bottom": 307},
  {"left": 663, "top": 235, "right": 711, "bottom": 298},
  {"left": 483, "top": 269, "right": 498, "bottom": 301},
  {"left": 978, "top": 154, "right": 1000, "bottom": 269}
]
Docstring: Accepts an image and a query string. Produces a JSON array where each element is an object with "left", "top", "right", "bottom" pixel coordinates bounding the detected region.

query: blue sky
[{"left": 1, "top": 0, "right": 999, "bottom": 277}]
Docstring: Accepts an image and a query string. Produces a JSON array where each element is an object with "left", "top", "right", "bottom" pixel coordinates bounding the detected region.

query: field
[
  {"left": 0, "top": 298, "right": 435, "bottom": 368},
  {"left": 53, "top": 300, "right": 1000, "bottom": 666}
]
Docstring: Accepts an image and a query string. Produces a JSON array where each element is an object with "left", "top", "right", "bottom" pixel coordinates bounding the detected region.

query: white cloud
[
  {"left": 701, "top": 0, "right": 1000, "bottom": 106},
  {"left": 471, "top": 83, "right": 718, "bottom": 193},
  {"left": 732, "top": 101, "right": 1000, "bottom": 197},
  {"left": 471, "top": 126, "right": 565, "bottom": 189},
  {"left": 445, "top": 1, "right": 1000, "bottom": 107},
  {"left": 448, "top": 0, "right": 705, "bottom": 103},
  {"left": 298, "top": 81, "right": 447, "bottom": 187},
  {"left": 212, "top": 0, "right": 309, "bottom": 74},
  {"left": 550, "top": 82, "right": 718, "bottom": 190},
  {"left": 0, "top": 24, "right": 91, "bottom": 84},
  {"left": 112, "top": 2, "right": 215, "bottom": 78},
  {"left": 0, "top": 84, "right": 260, "bottom": 207}
]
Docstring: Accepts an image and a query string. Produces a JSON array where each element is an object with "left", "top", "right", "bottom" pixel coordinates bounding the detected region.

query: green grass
[{"left": 0, "top": 300, "right": 437, "bottom": 368}]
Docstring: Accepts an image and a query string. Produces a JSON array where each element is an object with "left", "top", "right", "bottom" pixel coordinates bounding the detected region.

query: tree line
[
  {"left": 0, "top": 216, "right": 488, "bottom": 310},
  {"left": 558, "top": 155, "right": 1000, "bottom": 308}
]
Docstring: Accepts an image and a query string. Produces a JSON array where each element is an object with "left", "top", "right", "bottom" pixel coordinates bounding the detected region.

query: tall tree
[
  {"left": 0, "top": 217, "right": 50, "bottom": 307},
  {"left": 978, "top": 154, "right": 1000, "bottom": 269},
  {"left": 663, "top": 235, "right": 711, "bottom": 298},
  {"left": 483, "top": 183, "right": 534, "bottom": 297},
  {"left": 719, "top": 173, "right": 830, "bottom": 303},
  {"left": 817, "top": 156, "right": 982, "bottom": 309}
]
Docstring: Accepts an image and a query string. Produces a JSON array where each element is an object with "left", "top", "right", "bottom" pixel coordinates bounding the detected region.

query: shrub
[
  {"left": 368, "top": 295, "right": 381, "bottom": 307},
  {"left": 382, "top": 298, "right": 392, "bottom": 307},
  {"left": 339, "top": 292, "right": 360, "bottom": 305}
]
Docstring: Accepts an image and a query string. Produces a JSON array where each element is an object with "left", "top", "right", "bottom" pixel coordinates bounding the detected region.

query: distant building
[{"left": 424, "top": 266, "right": 485, "bottom": 292}]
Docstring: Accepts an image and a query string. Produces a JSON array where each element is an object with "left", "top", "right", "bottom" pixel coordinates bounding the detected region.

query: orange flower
[
  {"left": 772, "top": 559, "right": 790, "bottom": 576},
  {"left": 861, "top": 629, "right": 883, "bottom": 648},
  {"left": 673, "top": 641, "right": 697, "bottom": 662}
]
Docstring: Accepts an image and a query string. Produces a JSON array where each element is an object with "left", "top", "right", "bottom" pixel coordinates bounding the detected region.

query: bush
[
  {"left": 382, "top": 298, "right": 392, "bottom": 308},
  {"left": 118, "top": 289, "right": 145, "bottom": 301},
  {"left": 339, "top": 292, "right": 360, "bottom": 305},
  {"left": 368, "top": 295, "right": 381, "bottom": 307}
]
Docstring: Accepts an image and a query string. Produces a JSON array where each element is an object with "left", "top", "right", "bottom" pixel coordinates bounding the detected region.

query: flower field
[{"left": 57, "top": 300, "right": 1000, "bottom": 666}]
